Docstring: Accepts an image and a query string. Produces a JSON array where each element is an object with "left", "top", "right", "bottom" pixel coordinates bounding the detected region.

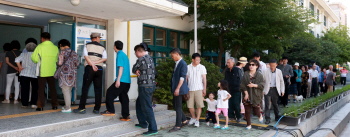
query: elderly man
[
  {"left": 187, "top": 53, "right": 207, "bottom": 127},
  {"left": 309, "top": 65, "right": 319, "bottom": 97},
  {"left": 74, "top": 32, "right": 107, "bottom": 114},
  {"left": 277, "top": 56, "right": 293, "bottom": 107},
  {"left": 169, "top": 48, "right": 189, "bottom": 132},
  {"left": 263, "top": 59, "right": 285, "bottom": 124},
  {"left": 225, "top": 57, "right": 247, "bottom": 123}
]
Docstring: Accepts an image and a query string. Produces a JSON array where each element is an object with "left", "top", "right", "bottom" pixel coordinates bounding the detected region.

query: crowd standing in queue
[{"left": 0, "top": 31, "right": 346, "bottom": 135}]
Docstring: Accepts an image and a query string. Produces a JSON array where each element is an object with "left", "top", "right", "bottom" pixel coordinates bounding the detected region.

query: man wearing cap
[
  {"left": 277, "top": 56, "right": 293, "bottom": 107},
  {"left": 263, "top": 59, "right": 285, "bottom": 124},
  {"left": 101, "top": 41, "right": 131, "bottom": 121},
  {"left": 74, "top": 32, "right": 107, "bottom": 114},
  {"left": 225, "top": 57, "right": 247, "bottom": 122},
  {"left": 186, "top": 53, "right": 207, "bottom": 127}
]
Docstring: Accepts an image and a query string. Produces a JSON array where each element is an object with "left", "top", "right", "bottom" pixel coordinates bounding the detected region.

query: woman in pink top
[{"left": 340, "top": 67, "right": 348, "bottom": 86}]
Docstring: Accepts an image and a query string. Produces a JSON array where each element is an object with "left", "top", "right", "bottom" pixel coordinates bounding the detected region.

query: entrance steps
[{"left": 0, "top": 104, "right": 175, "bottom": 137}]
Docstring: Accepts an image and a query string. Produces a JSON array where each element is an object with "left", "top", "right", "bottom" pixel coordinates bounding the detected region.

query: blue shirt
[
  {"left": 115, "top": 51, "right": 131, "bottom": 83},
  {"left": 294, "top": 69, "right": 302, "bottom": 82},
  {"left": 319, "top": 72, "right": 325, "bottom": 82}
]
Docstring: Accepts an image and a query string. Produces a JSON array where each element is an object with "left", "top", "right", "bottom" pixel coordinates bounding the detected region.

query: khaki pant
[
  {"left": 187, "top": 90, "right": 204, "bottom": 108},
  {"left": 62, "top": 86, "right": 73, "bottom": 110}
]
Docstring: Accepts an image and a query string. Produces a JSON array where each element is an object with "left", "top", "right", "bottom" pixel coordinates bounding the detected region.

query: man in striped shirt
[{"left": 186, "top": 53, "right": 207, "bottom": 127}]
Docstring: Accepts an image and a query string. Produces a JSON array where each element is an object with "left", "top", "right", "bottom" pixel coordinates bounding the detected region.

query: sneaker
[
  {"left": 101, "top": 111, "right": 115, "bottom": 116},
  {"left": 62, "top": 108, "right": 72, "bottom": 113},
  {"left": 206, "top": 122, "right": 210, "bottom": 126},
  {"left": 31, "top": 105, "right": 38, "bottom": 109},
  {"left": 189, "top": 118, "right": 196, "bottom": 125},
  {"left": 14, "top": 100, "right": 19, "bottom": 104},
  {"left": 73, "top": 108, "right": 86, "bottom": 114},
  {"left": 246, "top": 125, "right": 252, "bottom": 130},
  {"left": 213, "top": 124, "right": 220, "bottom": 129},
  {"left": 143, "top": 131, "right": 158, "bottom": 136},
  {"left": 93, "top": 110, "right": 99, "bottom": 114},
  {"left": 194, "top": 120, "right": 200, "bottom": 127},
  {"left": 135, "top": 124, "right": 148, "bottom": 129},
  {"left": 2, "top": 100, "right": 10, "bottom": 103},
  {"left": 221, "top": 125, "right": 229, "bottom": 130},
  {"left": 120, "top": 116, "right": 131, "bottom": 121},
  {"left": 259, "top": 116, "right": 264, "bottom": 123}
]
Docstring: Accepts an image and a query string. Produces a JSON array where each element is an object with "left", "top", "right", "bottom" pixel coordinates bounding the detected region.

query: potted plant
[{"left": 298, "top": 104, "right": 307, "bottom": 122}]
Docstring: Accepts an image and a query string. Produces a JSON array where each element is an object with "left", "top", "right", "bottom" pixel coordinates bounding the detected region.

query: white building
[
  {"left": 298, "top": 0, "right": 340, "bottom": 38},
  {"left": 0, "top": 0, "right": 201, "bottom": 102},
  {"left": 328, "top": 2, "right": 347, "bottom": 26}
]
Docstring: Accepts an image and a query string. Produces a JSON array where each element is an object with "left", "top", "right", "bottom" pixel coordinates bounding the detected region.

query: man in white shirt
[
  {"left": 253, "top": 52, "right": 267, "bottom": 73},
  {"left": 262, "top": 59, "right": 285, "bottom": 124},
  {"left": 187, "top": 53, "right": 207, "bottom": 127},
  {"left": 310, "top": 65, "right": 319, "bottom": 97}
]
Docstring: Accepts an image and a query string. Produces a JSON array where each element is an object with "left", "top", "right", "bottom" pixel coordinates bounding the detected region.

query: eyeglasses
[{"left": 249, "top": 64, "right": 256, "bottom": 66}]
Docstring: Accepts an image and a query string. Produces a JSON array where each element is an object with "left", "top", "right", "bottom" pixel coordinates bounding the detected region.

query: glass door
[{"left": 74, "top": 18, "right": 107, "bottom": 104}]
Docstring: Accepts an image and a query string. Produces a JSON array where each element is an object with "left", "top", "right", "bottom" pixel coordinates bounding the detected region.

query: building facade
[
  {"left": 329, "top": 2, "right": 347, "bottom": 26},
  {"left": 298, "top": 0, "right": 340, "bottom": 38}
]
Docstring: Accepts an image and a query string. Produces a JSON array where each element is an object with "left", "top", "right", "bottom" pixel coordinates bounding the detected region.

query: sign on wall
[{"left": 76, "top": 26, "right": 107, "bottom": 40}]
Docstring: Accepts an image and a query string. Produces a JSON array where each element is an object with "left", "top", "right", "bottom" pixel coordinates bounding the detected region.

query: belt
[
  {"left": 312, "top": 77, "right": 317, "bottom": 79},
  {"left": 270, "top": 87, "right": 276, "bottom": 88}
]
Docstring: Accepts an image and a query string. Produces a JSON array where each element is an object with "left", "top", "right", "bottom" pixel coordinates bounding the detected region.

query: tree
[
  {"left": 322, "top": 25, "right": 350, "bottom": 64},
  {"left": 284, "top": 32, "right": 340, "bottom": 67},
  {"left": 182, "top": 0, "right": 315, "bottom": 67}
]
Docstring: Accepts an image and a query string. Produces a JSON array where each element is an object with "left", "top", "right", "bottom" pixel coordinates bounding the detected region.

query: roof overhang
[{"left": 1, "top": 0, "right": 188, "bottom": 21}]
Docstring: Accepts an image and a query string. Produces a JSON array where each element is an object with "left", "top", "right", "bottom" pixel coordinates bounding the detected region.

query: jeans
[
  {"left": 37, "top": 76, "right": 57, "bottom": 108},
  {"left": 106, "top": 82, "right": 130, "bottom": 118},
  {"left": 265, "top": 88, "right": 280, "bottom": 121},
  {"left": 136, "top": 85, "right": 157, "bottom": 132},
  {"left": 173, "top": 94, "right": 186, "bottom": 127},
  {"left": 5, "top": 73, "right": 19, "bottom": 100},
  {"left": 20, "top": 76, "right": 38, "bottom": 106},
  {"left": 79, "top": 65, "right": 103, "bottom": 111},
  {"left": 311, "top": 78, "right": 319, "bottom": 97},
  {"left": 228, "top": 92, "right": 241, "bottom": 120}
]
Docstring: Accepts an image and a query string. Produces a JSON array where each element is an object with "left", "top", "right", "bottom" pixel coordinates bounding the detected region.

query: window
[
  {"left": 169, "top": 31, "right": 177, "bottom": 47},
  {"left": 156, "top": 29, "right": 166, "bottom": 46},
  {"left": 155, "top": 52, "right": 167, "bottom": 66},
  {"left": 299, "top": 0, "right": 303, "bottom": 6},
  {"left": 180, "top": 34, "right": 188, "bottom": 49},
  {"left": 317, "top": 9, "right": 319, "bottom": 20},
  {"left": 324, "top": 16, "right": 327, "bottom": 26},
  {"left": 143, "top": 27, "right": 154, "bottom": 45},
  {"left": 310, "top": 2, "right": 314, "bottom": 16},
  {"left": 317, "top": 34, "right": 319, "bottom": 38},
  {"left": 309, "top": 30, "right": 314, "bottom": 35}
]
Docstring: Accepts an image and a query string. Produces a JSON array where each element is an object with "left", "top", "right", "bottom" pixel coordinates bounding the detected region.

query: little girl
[
  {"left": 214, "top": 80, "right": 231, "bottom": 130},
  {"left": 203, "top": 92, "right": 217, "bottom": 126}
]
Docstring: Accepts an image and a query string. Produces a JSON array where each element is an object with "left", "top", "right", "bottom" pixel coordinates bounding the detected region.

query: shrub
[{"left": 153, "top": 56, "right": 224, "bottom": 116}]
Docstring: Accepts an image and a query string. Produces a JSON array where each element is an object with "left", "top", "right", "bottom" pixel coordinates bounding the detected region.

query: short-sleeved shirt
[
  {"left": 6, "top": 50, "right": 21, "bottom": 74},
  {"left": 217, "top": 90, "right": 230, "bottom": 108},
  {"left": 309, "top": 69, "right": 319, "bottom": 78},
  {"left": 205, "top": 98, "right": 217, "bottom": 112},
  {"left": 187, "top": 63, "right": 207, "bottom": 91},
  {"left": 340, "top": 69, "right": 348, "bottom": 77},
  {"left": 115, "top": 51, "right": 131, "bottom": 83},
  {"left": 326, "top": 72, "right": 335, "bottom": 86}
]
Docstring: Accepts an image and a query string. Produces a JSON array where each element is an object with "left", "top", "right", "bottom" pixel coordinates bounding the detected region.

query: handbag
[
  {"left": 54, "top": 50, "right": 73, "bottom": 79},
  {"left": 182, "top": 92, "right": 190, "bottom": 101},
  {"left": 11, "top": 51, "right": 20, "bottom": 81}
]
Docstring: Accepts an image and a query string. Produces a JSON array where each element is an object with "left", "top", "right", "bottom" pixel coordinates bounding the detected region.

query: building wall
[{"left": 329, "top": 3, "right": 347, "bottom": 26}]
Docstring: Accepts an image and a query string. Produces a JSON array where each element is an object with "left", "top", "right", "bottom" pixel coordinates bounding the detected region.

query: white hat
[{"left": 294, "top": 62, "right": 299, "bottom": 66}]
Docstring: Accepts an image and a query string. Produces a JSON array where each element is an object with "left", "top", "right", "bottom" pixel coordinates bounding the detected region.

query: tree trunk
[{"left": 217, "top": 36, "right": 224, "bottom": 68}]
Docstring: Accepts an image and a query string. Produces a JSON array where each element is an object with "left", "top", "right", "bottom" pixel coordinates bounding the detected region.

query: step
[
  {"left": 0, "top": 104, "right": 168, "bottom": 137},
  {"left": 40, "top": 110, "right": 176, "bottom": 137}
]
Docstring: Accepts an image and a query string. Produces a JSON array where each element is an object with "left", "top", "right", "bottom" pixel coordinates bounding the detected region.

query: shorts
[
  {"left": 187, "top": 90, "right": 205, "bottom": 108},
  {"left": 216, "top": 108, "right": 228, "bottom": 117}
]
